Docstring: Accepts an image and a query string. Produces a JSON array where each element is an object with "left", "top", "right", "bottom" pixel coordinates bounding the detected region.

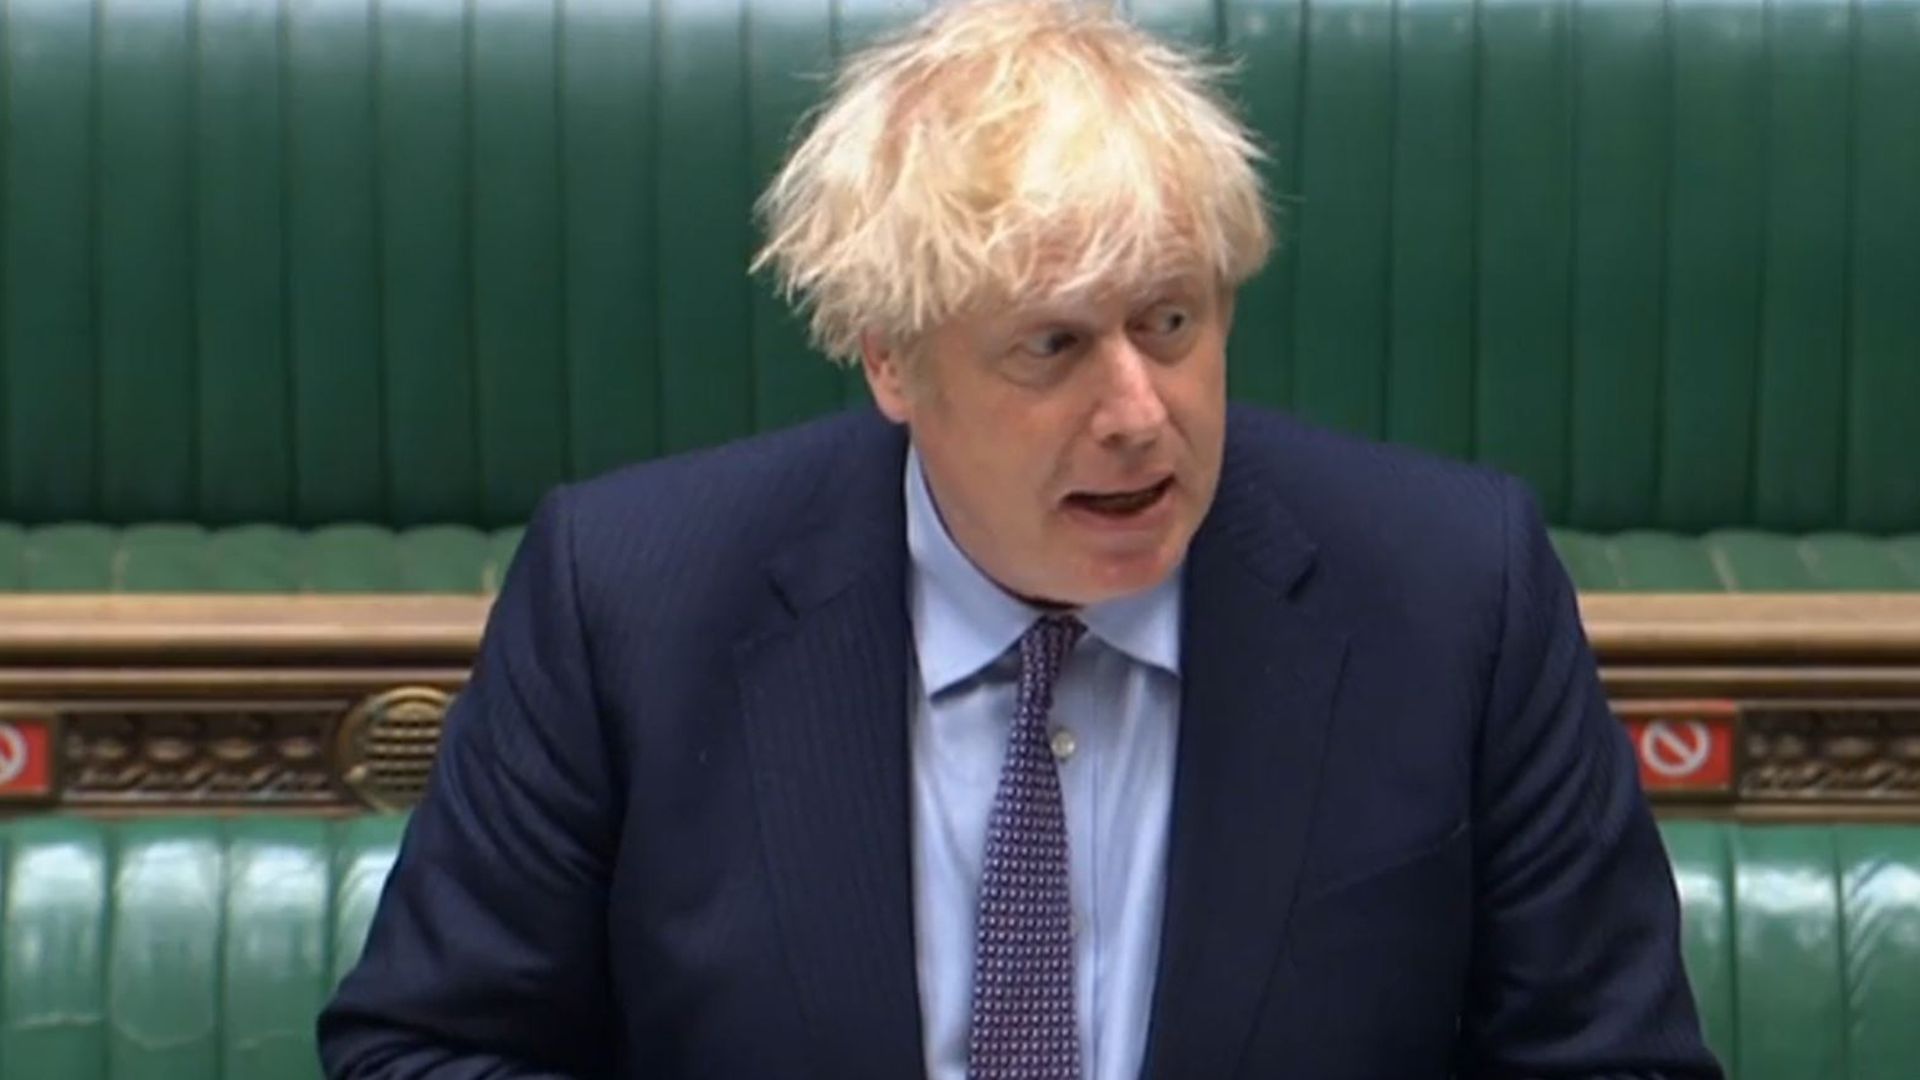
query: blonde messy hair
[{"left": 750, "top": 0, "right": 1273, "bottom": 367}]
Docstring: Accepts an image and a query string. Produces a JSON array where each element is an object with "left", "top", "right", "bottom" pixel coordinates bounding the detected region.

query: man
[{"left": 320, "top": 2, "right": 1721, "bottom": 1077}]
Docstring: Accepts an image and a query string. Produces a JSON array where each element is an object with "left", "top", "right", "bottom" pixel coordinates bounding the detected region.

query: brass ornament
[{"left": 336, "top": 687, "right": 453, "bottom": 811}]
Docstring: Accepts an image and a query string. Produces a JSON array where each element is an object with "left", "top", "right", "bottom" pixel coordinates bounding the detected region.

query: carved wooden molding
[
  {"left": 1740, "top": 705, "right": 1920, "bottom": 800},
  {"left": 62, "top": 704, "right": 340, "bottom": 807},
  {"left": 0, "top": 690, "right": 456, "bottom": 812},
  {"left": 2, "top": 593, "right": 1919, "bottom": 816}
]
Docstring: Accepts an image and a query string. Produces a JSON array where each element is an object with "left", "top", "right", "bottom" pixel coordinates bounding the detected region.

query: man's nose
[{"left": 1089, "top": 339, "right": 1169, "bottom": 449}]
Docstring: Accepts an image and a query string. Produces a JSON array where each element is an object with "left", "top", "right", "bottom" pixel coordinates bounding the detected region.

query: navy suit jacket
[{"left": 319, "top": 405, "right": 1721, "bottom": 1079}]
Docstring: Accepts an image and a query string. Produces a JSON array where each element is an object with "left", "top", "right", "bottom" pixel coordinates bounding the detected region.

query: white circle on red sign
[
  {"left": 1639, "top": 719, "right": 1713, "bottom": 779},
  {"left": 0, "top": 722, "right": 28, "bottom": 786}
]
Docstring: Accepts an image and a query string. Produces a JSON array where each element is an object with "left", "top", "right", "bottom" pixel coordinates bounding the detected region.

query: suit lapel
[
  {"left": 735, "top": 417, "right": 929, "bottom": 1080},
  {"left": 1140, "top": 434, "right": 1352, "bottom": 1080}
]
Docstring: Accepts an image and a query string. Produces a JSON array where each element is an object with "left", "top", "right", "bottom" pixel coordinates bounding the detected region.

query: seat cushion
[
  {"left": 0, "top": 523, "right": 523, "bottom": 593},
  {"left": 0, "top": 816, "right": 406, "bottom": 1079},
  {"left": 2, "top": 816, "right": 1915, "bottom": 1078},
  {"left": 1553, "top": 529, "right": 1920, "bottom": 590},
  {"left": 0, "top": 523, "right": 1915, "bottom": 593}
]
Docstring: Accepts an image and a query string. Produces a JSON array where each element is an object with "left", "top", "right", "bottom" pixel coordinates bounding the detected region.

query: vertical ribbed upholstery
[
  {"left": 1834, "top": 827, "right": 1920, "bottom": 1080},
  {"left": 1217, "top": 0, "right": 1303, "bottom": 415},
  {"left": 1567, "top": 0, "right": 1664, "bottom": 530},
  {"left": 96, "top": 0, "right": 198, "bottom": 524},
  {"left": 223, "top": 820, "right": 333, "bottom": 1079},
  {"left": 1846, "top": 0, "right": 1920, "bottom": 532},
  {"left": 3, "top": 0, "right": 99, "bottom": 524},
  {"left": 1727, "top": 826, "right": 1848, "bottom": 1078},
  {"left": 562, "top": 0, "right": 661, "bottom": 478},
  {"left": 0, "top": 819, "right": 110, "bottom": 1079},
  {"left": 1663, "top": 822, "right": 1734, "bottom": 1067},
  {"left": 1, "top": 0, "right": 1915, "bottom": 531},
  {"left": 1290, "top": 0, "right": 1394, "bottom": 441},
  {"left": 1476, "top": 0, "right": 1575, "bottom": 519},
  {"left": 1658, "top": 821, "right": 1920, "bottom": 1080},
  {"left": 1755, "top": 0, "right": 1850, "bottom": 532},
  {"left": 200, "top": 0, "right": 295, "bottom": 525},
  {"left": 472, "top": 0, "right": 569, "bottom": 522},
  {"left": 108, "top": 823, "right": 223, "bottom": 1079},
  {"left": 0, "top": 816, "right": 409, "bottom": 1080},
  {"left": 285, "top": 0, "right": 386, "bottom": 524},
  {"left": 2, "top": 817, "right": 1916, "bottom": 1077},
  {"left": 747, "top": 0, "right": 841, "bottom": 431},
  {"left": 379, "top": 0, "right": 480, "bottom": 526},
  {"left": 656, "top": 0, "right": 754, "bottom": 454},
  {"left": 1659, "top": 0, "right": 1765, "bottom": 531},
  {"left": 1387, "top": 0, "right": 1475, "bottom": 463}
]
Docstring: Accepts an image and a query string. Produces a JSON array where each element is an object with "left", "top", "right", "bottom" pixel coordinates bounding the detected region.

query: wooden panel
[{"left": 0, "top": 594, "right": 1916, "bottom": 818}]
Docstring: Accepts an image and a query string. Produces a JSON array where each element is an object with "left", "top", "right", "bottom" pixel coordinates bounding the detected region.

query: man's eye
[
  {"left": 1020, "top": 330, "right": 1079, "bottom": 358},
  {"left": 1140, "top": 306, "right": 1190, "bottom": 336}
]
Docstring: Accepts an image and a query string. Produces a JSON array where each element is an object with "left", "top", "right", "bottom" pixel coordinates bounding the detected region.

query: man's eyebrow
[{"left": 1130, "top": 275, "right": 1204, "bottom": 301}]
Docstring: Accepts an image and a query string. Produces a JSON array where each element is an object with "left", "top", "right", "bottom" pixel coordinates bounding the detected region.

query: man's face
[{"left": 865, "top": 273, "right": 1231, "bottom": 607}]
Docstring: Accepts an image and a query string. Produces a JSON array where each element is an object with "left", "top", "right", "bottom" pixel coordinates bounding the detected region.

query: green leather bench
[
  {"left": 0, "top": 524, "right": 1916, "bottom": 593},
  {"left": 0, "top": 816, "right": 1915, "bottom": 1077},
  {"left": 0, "top": 0, "right": 1915, "bottom": 592}
]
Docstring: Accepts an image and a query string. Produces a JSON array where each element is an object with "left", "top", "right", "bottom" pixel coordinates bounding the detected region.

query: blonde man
[{"left": 323, "top": 3, "right": 1718, "bottom": 1078}]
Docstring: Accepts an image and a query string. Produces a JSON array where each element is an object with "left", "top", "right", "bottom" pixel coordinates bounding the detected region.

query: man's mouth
[{"left": 1065, "top": 478, "right": 1174, "bottom": 517}]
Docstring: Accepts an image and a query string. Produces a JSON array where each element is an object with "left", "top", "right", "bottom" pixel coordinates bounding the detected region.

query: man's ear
[{"left": 859, "top": 330, "right": 914, "bottom": 424}]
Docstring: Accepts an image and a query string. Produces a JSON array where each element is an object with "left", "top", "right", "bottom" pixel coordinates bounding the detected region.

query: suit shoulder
[
  {"left": 1231, "top": 405, "right": 1517, "bottom": 513},
  {"left": 1226, "top": 406, "right": 1532, "bottom": 594},
  {"left": 536, "top": 409, "right": 899, "bottom": 610},
  {"left": 559, "top": 409, "right": 888, "bottom": 539}
]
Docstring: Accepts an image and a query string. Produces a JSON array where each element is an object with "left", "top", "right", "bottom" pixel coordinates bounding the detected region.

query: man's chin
[{"left": 1060, "top": 546, "right": 1182, "bottom": 605}]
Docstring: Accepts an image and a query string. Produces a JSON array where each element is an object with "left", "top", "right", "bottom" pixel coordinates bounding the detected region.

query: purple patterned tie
[{"left": 968, "top": 614, "right": 1085, "bottom": 1080}]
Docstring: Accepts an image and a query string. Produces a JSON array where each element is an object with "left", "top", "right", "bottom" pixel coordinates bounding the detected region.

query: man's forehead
[{"left": 1004, "top": 270, "right": 1211, "bottom": 317}]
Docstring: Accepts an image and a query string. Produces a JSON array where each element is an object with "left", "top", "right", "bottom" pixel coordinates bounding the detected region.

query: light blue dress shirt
[{"left": 904, "top": 448, "right": 1181, "bottom": 1080}]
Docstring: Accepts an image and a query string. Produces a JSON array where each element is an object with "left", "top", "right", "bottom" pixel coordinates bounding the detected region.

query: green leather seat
[
  {"left": 0, "top": 523, "right": 523, "bottom": 593},
  {"left": 1552, "top": 530, "right": 1920, "bottom": 592},
  {"left": 0, "top": 0, "right": 1915, "bottom": 588},
  {"left": 0, "top": 817, "right": 400, "bottom": 1079},
  {"left": 1665, "top": 821, "right": 1920, "bottom": 1079},
  {"left": 1, "top": 816, "right": 1917, "bottom": 1077},
  {"left": 2, "top": 523, "right": 1916, "bottom": 593}
]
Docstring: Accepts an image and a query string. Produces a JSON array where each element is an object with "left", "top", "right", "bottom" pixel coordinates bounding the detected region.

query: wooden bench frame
[{"left": 1, "top": 595, "right": 1916, "bottom": 818}]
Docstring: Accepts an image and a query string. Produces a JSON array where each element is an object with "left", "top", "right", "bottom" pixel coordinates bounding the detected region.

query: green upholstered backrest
[
  {"left": 2, "top": 0, "right": 1916, "bottom": 532},
  {"left": 0, "top": 816, "right": 1917, "bottom": 1077},
  {"left": 1663, "top": 821, "right": 1920, "bottom": 1080},
  {"left": 0, "top": 816, "right": 402, "bottom": 1080}
]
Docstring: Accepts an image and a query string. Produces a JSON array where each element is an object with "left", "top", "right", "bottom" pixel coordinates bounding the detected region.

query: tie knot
[{"left": 1018, "top": 614, "right": 1083, "bottom": 693}]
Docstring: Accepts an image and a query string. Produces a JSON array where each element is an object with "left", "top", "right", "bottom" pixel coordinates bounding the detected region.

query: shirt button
[{"left": 1050, "top": 728, "right": 1077, "bottom": 762}]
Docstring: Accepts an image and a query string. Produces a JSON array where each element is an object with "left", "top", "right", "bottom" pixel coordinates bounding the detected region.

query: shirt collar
[{"left": 905, "top": 446, "right": 1182, "bottom": 697}]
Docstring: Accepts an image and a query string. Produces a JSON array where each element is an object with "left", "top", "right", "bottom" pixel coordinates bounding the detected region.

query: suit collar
[
  {"left": 761, "top": 410, "right": 911, "bottom": 617},
  {"left": 1186, "top": 413, "right": 1322, "bottom": 597},
  {"left": 1141, "top": 418, "right": 1352, "bottom": 1079},
  {"left": 737, "top": 410, "right": 930, "bottom": 1080}
]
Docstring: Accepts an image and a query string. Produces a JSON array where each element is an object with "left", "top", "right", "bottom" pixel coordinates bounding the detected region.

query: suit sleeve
[
  {"left": 1454, "top": 479, "right": 1725, "bottom": 1080},
  {"left": 318, "top": 486, "right": 621, "bottom": 1079}
]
